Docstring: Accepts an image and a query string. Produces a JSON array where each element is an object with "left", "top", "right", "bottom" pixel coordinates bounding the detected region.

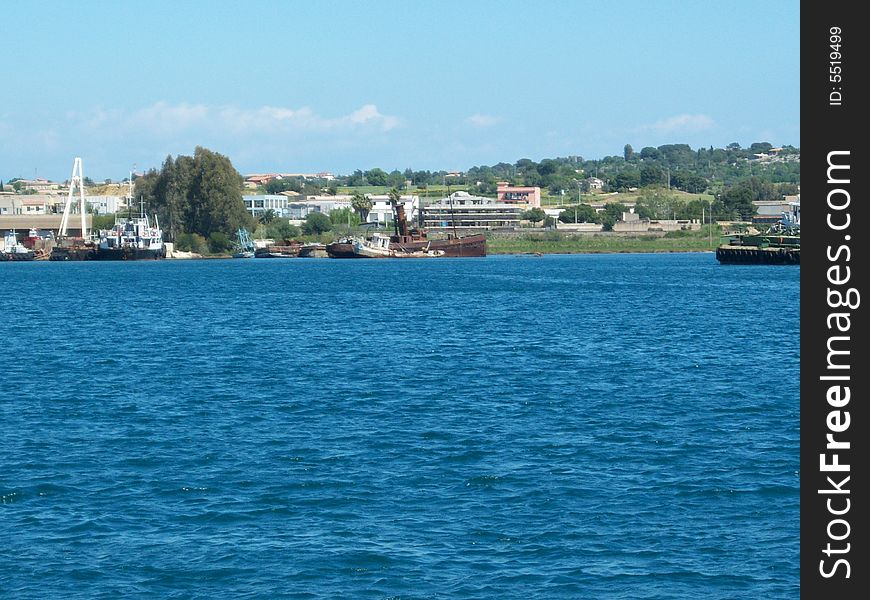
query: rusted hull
[
  {"left": 255, "top": 246, "right": 301, "bottom": 258},
  {"left": 325, "top": 242, "right": 367, "bottom": 258},
  {"left": 393, "top": 234, "right": 487, "bottom": 257},
  {"left": 49, "top": 247, "right": 98, "bottom": 261}
]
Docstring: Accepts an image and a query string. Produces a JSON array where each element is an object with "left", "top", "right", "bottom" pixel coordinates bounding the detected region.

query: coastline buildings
[
  {"left": 496, "top": 182, "right": 541, "bottom": 208},
  {"left": 243, "top": 194, "right": 292, "bottom": 220},
  {"left": 422, "top": 191, "right": 523, "bottom": 231}
]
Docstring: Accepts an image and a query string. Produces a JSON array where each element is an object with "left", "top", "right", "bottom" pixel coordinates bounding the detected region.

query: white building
[
  {"left": 85, "top": 195, "right": 125, "bottom": 214},
  {"left": 587, "top": 177, "right": 605, "bottom": 190},
  {"left": 422, "top": 191, "right": 522, "bottom": 230},
  {"left": 367, "top": 194, "right": 419, "bottom": 225},
  {"left": 243, "top": 194, "right": 292, "bottom": 219}
]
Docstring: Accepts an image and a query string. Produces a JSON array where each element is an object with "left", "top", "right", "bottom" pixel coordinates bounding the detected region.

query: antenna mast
[{"left": 59, "top": 157, "right": 87, "bottom": 238}]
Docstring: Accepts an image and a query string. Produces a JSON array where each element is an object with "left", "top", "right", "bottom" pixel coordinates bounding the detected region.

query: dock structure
[{"left": 715, "top": 245, "right": 800, "bottom": 264}]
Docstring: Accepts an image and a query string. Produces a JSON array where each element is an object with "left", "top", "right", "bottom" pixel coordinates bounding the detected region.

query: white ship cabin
[{"left": 100, "top": 216, "right": 163, "bottom": 250}]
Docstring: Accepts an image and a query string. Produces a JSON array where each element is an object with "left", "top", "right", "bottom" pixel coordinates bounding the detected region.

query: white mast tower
[{"left": 59, "top": 157, "right": 88, "bottom": 238}]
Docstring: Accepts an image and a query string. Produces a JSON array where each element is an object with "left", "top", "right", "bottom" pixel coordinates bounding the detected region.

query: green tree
[
  {"left": 302, "top": 211, "right": 332, "bottom": 235},
  {"left": 265, "top": 178, "right": 302, "bottom": 194},
  {"left": 596, "top": 202, "right": 627, "bottom": 231},
  {"left": 612, "top": 169, "right": 640, "bottom": 191},
  {"left": 640, "top": 164, "right": 665, "bottom": 187},
  {"left": 521, "top": 207, "right": 547, "bottom": 226},
  {"left": 351, "top": 192, "right": 372, "bottom": 222},
  {"left": 208, "top": 231, "right": 234, "bottom": 254},
  {"left": 175, "top": 232, "right": 208, "bottom": 254},
  {"left": 623, "top": 144, "right": 634, "bottom": 161},
  {"left": 329, "top": 207, "right": 360, "bottom": 227},
  {"left": 559, "top": 204, "right": 598, "bottom": 223},
  {"left": 152, "top": 154, "right": 193, "bottom": 242},
  {"left": 259, "top": 209, "right": 277, "bottom": 225},
  {"left": 185, "top": 147, "right": 253, "bottom": 237},
  {"left": 264, "top": 220, "right": 301, "bottom": 243},
  {"left": 365, "top": 168, "right": 389, "bottom": 186}
]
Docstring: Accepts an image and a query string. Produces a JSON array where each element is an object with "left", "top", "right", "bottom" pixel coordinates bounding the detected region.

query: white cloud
[
  {"left": 465, "top": 113, "right": 502, "bottom": 128},
  {"left": 641, "top": 113, "right": 715, "bottom": 135},
  {"left": 108, "top": 102, "right": 401, "bottom": 135}
]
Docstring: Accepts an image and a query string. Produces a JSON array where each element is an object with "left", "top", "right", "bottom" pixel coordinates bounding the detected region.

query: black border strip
[{"left": 801, "top": 4, "right": 867, "bottom": 596}]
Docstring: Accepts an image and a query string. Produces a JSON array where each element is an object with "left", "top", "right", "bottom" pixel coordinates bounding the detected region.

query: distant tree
[
  {"left": 264, "top": 220, "right": 301, "bottom": 243},
  {"left": 538, "top": 159, "right": 559, "bottom": 177},
  {"left": 387, "top": 170, "right": 406, "bottom": 189},
  {"left": 351, "top": 192, "right": 372, "bottom": 222},
  {"left": 719, "top": 186, "right": 754, "bottom": 219},
  {"left": 346, "top": 170, "right": 366, "bottom": 186},
  {"left": 639, "top": 146, "right": 661, "bottom": 160},
  {"left": 640, "top": 164, "right": 665, "bottom": 187},
  {"left": 208, "top": 231, "right": 234, "bottom": 254},
  {"left": 258, "top": 209, "right": 277, "bottom": 225},
  {"left": 302, "top": 211, "right": 332, "bottom": 235},
  {"left": 329, "top": 207, "right": 360, "bottom": 227},
  {"left": 559, "top": 204, "right": 598, "bottom": 223},
  {"left": 748, "top": 142, "right": 774, "bottom": 154},
  {"left": 521, "top": 207, "right": 547, "bottom": 226},
  {"left": 612, "top": 169, "right": 640, "bottom": 191},
  {"left": 265, "top": 178, "right": 302, "bottom": 194},
  {"left": 635, "top": 190, "right": 675, "bottom": 220},
  {"left": 623, "top": 144, "right": 634, "bottom": 161},
  {"left": 365, "top": 168, "right": 389, "bottom": 186},
  {"left": 599, "top": 202, "right": 627, "bottom": 231},
  {"left": 671, "top": 171, "right": 708, "bottom": 194},
  {"left": 0, "top": 180, "right": 3, "bottom": 191},
  {"left": 185, "top": 146, "right": 254, "bottom": 237}
]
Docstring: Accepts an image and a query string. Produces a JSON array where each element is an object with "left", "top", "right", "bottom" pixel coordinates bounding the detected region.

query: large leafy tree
[
  {"left": 302, "top": 211, "right": 332, "bottom": 235},
  {"left": 559, "top": 204, "right": 599, "bottom": 223},
  {"left": 521, "top": 207, "right": 547, "bottom": 226},
  {"left": 365, "top": 168, "right": 389, "bottom": 186},
  {"left": 152, "top": 154, "right": 194, "bottom": 241},
  {"left": 185, "top": 147, "right": 253, "bottom": 237}
]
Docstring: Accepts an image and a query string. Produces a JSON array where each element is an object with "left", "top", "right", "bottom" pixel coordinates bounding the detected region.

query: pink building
[{"left": 496, "top": 182, "right": 541, "bottom": 207}]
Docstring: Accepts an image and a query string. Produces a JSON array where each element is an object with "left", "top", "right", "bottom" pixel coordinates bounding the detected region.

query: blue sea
[{"left": 1, "top": 253, "right": 799, "bottom": 599}]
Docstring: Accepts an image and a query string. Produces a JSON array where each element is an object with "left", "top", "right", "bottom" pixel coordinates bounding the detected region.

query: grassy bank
[{"left": 487, "top": 227, "right": 720, "bottom": 254}]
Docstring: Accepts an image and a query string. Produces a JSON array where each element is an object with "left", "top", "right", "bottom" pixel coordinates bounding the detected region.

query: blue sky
[{"left": 1, "top": 0, "right": 799, "bottom": 182}]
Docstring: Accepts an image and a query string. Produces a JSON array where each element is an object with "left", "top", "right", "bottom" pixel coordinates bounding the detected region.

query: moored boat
[
  {"left": 1, "top": 232, "right": 35, "bottom": 261},
  {"left": 95, "top": 213, "right": 165, "bottom": 260},
  {"left": 232, "top": 228, "right": 255, "bottom": 258},
  {"left": 326, "top": 194, "right": 486, "bottom": 258}
]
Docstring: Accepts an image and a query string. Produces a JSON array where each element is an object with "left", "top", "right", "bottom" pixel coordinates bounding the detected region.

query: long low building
[
  {"left": 0, "top": 214, "right": 94, "bottom": 237},
  {"left": 422, "top": 191, "right": 523, "bottom": 230}
]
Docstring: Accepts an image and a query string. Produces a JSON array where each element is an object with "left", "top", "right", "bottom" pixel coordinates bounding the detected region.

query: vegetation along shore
[{"left": 1, "top": 141, "right": 798, "bottom": 258}]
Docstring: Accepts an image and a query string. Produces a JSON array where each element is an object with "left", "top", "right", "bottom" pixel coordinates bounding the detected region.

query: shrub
[
  {"left": 175, "top": 232, "right": 208, "bottom": 254},
  {"left": 208, "top": 231, "right": 234, "bottom": 254}
]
